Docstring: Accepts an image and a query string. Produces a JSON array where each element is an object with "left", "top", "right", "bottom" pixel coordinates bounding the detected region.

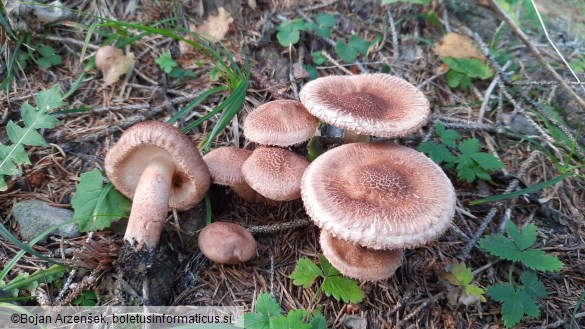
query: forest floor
[{"left": 1, "top": 0, "right": 584, "bottom": 328}]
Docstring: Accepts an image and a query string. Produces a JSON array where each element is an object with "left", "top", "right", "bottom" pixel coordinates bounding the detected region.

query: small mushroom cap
[
  {"left": 105, "top": 121, "right": 211, "bottom": 210},
  {"left": 299, "top": 74, "right": 430, "bottom": 137},
  {"left": 243, "top": 100, "right": 318, "bottom": 146},
  {"left": 242, "top": 147, "right": 309, "bottom": 201},
  {"left": 203, "top": 147, "right": 252, "bottom": 186},
  {"left": 95, "top": 45, "right": 135, "bottom": 86},
  {"left": 301, "top": 142, "right": 456, "bottom": 249},
  {"left": 320, "top": 230, "right": 403, "bottom": 281},
  {"left": 198, "top": 222, "right": 257, "bottom": 264}
]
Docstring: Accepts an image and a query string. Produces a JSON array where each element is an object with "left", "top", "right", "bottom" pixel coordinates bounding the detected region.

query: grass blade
[
  {"left": 167, "top": 85, "right": 229, "bottom": 124},
  {"left": 471, "top": 171, "right": 573, "bottom": 205}
]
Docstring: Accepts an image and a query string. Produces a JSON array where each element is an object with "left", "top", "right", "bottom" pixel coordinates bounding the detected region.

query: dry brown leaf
[
  {"left": 196, "top": 7, "right": 234, "bottom": 42},
  {"left": 434, "top": 32, "right": 485, "bottom": 60}
]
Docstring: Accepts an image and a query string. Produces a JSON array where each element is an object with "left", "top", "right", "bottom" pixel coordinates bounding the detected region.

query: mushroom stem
[
  {"left": 124, "top": 156, "right": 176, "bottom": 250},
  {"left": 342, "top": 129, "right": 370, "bottom": 143}
]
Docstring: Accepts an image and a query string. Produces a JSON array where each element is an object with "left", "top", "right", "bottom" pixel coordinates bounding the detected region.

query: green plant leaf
[
  {"left": 348, "top": 35, "right": 370, "bottom": 55},
  {"left": 335, "top": 40, "right": 358, "bottom": 63},
  {"left": 435, "top": 122, "right": 461, "bottom": 148},
  {"left": 470, "top": 152, "right": 506, "bottom": 171},
  {"left": 418, "top": 141, "right": 456, "bottom": 164},
  {"left": 0, "top": 85, "right": 63, "bottom": 190},
  {"left": 71, "top": 169, "right": 131, "bottom": 232},
  {"left": 446, "top": 70, "right": 463, "bottom": 88},
  {"left": 307, "top": 137, "right": 325, "bottom": 162},
  {"left": 488, "top": 283, "right": 540, "bottom": 328},
  {"left": 310, "top": 314, "right": 328, "bottom": 329},
  {"left": 506, "top": 221, "right": 537, "bottom": 251},
  {"left": 520, "top": 271, "right": 547, "bottom": 299},
  {"left": 519, "top": 249, "right": 564, "bottom": 272},
  {"left": 465, "top": 285, "right": 486, "bottom": 299},
  {"left": 479, "top": 234, "right": 523, "bottom": 262},
  {"left": 442, "top": 57, "right": 493, "bottom": 79},
  {"left": 458, "top": 138, "right": 481, "bottom": 155},
  {"left": 156, "top": 52, "right": 178, "bottom": 74},
  {"left": 451, "top": 261, "right": 473, "bottom": 286},
  {"left": 312, "top": 51, "right": 327, "bottom": 65},
  {"left": 276, "top": 19, "right": 307, "bottom": 46},
  {"left": 320, "top": 256, "right": 363, "bottom": 303},
  {"left": 307, "top": 13, "right": 336, "bottom": 38},
  {"left": 289, "top": 257, "right": 324, "bottom": 288},
  {"left": 256, "top": 292, "right": 282, "bottom": 319}
]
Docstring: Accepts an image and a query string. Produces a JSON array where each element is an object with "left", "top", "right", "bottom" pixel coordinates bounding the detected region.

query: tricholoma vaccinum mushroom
[{"left": 105, "top": 121, "right": 211, "bottom": 264}]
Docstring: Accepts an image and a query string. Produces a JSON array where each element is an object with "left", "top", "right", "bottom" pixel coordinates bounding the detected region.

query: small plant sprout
[
  {"left": 95, "top": 45, "right": 135, "bottom": 86},
  {"left": 480, "top": 220, "right": 564, "bottom": 328},
  {"left": 439, "top": 260, "right": 486, "bottom": 306},
  {"left": 105, "top": 121, "right": 211, "bottom": 272},
  {"left": 290, "top": 255, "right": 364, "bottom": 304},
  {"left": 418, "top": 122, "right": 506, "bottom": 183},
  {"left": 242, "top": 292, "right": 327, "bottom": 329},
  {"left": 198, "top": 222, "right": 257, "bottom": 265}
]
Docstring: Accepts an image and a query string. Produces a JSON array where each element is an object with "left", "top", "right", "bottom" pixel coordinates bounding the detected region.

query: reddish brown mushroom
[
  {"left": 105, "top": 121, "right": 211, "bottom": 251},
  {"left": 299, "top": 74, "right": 430, "bottom": 138},
  {"left": 198, "top": 222, "right": 257, "bottom": 264},
  {"left": 203, "top": 146, "right": 265, "bottom": 203},
  {"left": 243, "top": 100, "right": 318, "bottom": 146},
  {"left": 320, "top": 230, "right": 403, "bottom": 281},
  {"left": 242, "top": 147, "right": 309, "bottom": 201},
  {"left": 301, "top": 142, "right": 456, "bottom": 250}
]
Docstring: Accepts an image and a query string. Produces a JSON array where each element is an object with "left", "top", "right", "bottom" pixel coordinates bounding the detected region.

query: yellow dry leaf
[
  {"left": 434, "top": 32, "right": 485, "bottom": 60},
  {"left": 196, "top": 7, "right": 234, "bottom": 42}
]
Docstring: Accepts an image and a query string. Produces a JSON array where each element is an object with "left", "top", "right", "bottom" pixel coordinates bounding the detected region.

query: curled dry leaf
[
  {"left": 180, "top": 7, "right": 233, "bottom": 55},
  {"left": 95, "top": 46, "right": 135, "bottom": 86},
  {"left": 434, "top": 32, "right": 485, "bottom": 60}
]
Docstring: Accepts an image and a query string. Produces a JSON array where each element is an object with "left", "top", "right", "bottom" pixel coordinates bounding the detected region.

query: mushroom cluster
[{"left": 296, "top": 74, "right": 455, "bottom": 281}]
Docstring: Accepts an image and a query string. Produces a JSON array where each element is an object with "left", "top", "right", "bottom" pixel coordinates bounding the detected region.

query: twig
[
  {"left": 387, "top": 8, "right": 400, "bottom": 63},
  {"left": 438, "top": 0, "right": 451, "bottom": 33},
  {"left": 461, "top": 207, "right": 499, "bottom": 259},
  {"left": 320, "top": 50, "right": 354, "bottom": 75},
  {"left": 473, "top": 33, "right": 585, "bottom": 159},
  {"left": 529, "top": 0, "right": 585, "bottom": 93},
  {"left": 488, "top": 0, "right": 585, "bottom": 110},
  {"left": 247, "top": 218, "right": 311, "bottom": 235},
  {"left": 398, "top": 292, "right": 444, "bottom": 324},
  {"left": 478, "top": 61, "right": 511, "bottom": 123}
]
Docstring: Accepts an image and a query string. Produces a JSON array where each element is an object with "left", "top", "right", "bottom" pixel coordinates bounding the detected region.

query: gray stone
[{"left": 12, "top": 199, "right": 80, "bottom": 244}]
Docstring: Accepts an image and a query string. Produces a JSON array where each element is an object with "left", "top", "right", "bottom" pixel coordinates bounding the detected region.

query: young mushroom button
[
  {"left": 105, "top": 121, "right": 211, "bottom": 252},
  {"left": 203, "top": 146, "right": 265, "bottom": 203},
  {"left": 95, "top": 45, "right": 135, "bottom": 86},
  {"left": 198, "top": 222, "right": 257, "bottom": 264},
  {"left": 243, "top": 100, "right": 318, "bottom": 147},
  {"left": 320, "top": 230, "right": 404, "bottom": 281},
  {"left": 299, "top": 73, "right": 430, "bottom": 138},
  {"left": 242, "top": 147, "right": 309, "bottom": 201},
  {"left": 301, "top": 142, "right": 456, "bottom": 250}
]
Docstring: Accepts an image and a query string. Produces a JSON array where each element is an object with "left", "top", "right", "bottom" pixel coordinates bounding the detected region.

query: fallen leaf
[
  {"left": 434, "top": 32, "right": 485, "bottom": 60},
  {"left": 292, "top": 62, "right": 309, "bottom": 79},
  {"left": 197, "top": 7, "right": 234, "bottom": 42}
]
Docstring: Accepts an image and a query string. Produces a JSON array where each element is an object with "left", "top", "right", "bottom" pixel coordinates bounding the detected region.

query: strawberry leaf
[{"left": 289, "top": 257, "right": 324, "bottom": 288}]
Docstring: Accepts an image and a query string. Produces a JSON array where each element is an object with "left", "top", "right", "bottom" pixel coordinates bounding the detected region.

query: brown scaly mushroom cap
[
  {"left": 301, "top": 142, "right": 456, "bottom": 250},
  {"left": 242, "top": 147, "right": 309, "bottom": 201},
  {"left": 203, "top": 146, "right": 265, "bottom": 203},
  {"left": 299, "top": 74, "right": 430, "bottom": 137},
  {"left": 243, "top": 100, "right": 318, "bottom": 146},
  {"left": 320, "top": 230, "right": 403, "bottom": 281},
  {"left": 105, "top": 121, "right": 211, "bottom": 250},
  {"left": 198, "top": 222, "right": 257, "bottom": 264}
]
